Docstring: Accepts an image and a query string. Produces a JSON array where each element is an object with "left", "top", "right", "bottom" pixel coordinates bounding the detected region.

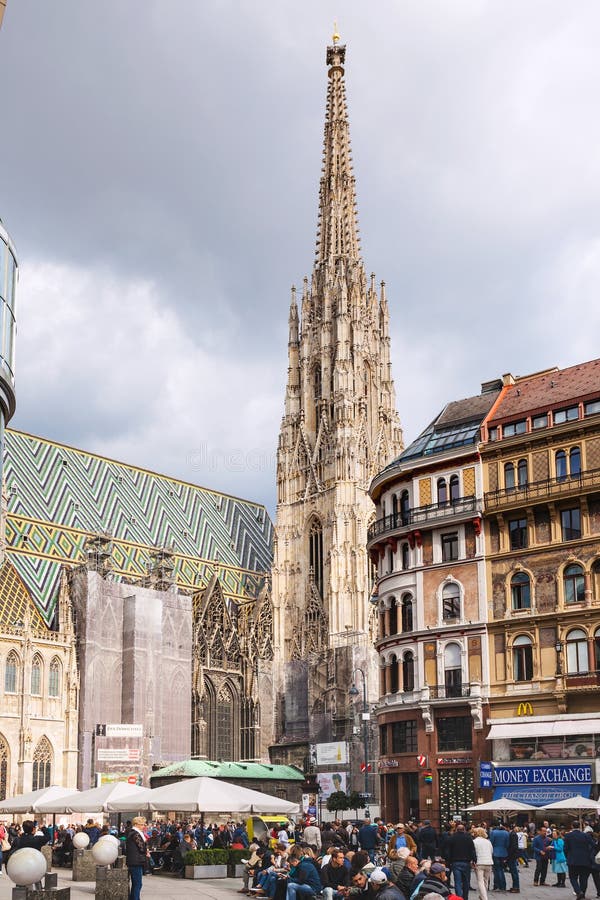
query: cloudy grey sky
[{"left": 2, "top": 1, "right": 600, "bottom": 514}]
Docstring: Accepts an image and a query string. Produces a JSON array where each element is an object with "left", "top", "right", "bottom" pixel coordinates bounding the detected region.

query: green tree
[{"left": 326, "top": 790, "right": 350, "bottom": 812}]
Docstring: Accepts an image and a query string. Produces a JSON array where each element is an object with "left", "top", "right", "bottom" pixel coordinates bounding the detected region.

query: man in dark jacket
[
  {"left": 321, "top": 848, "right": 350, "bottom": 900},
  {"left": 446, "top": 824, "right": 476, "bottom": 899},
  {"left": 322, "top": 825, "right": 342, "bottom": 853},
  {"left": 413, "top": 862, "right": 451, "bottom": 899},
  {"left": 358, "top": 819, "right": 379, "bottom": 863},
  {"left": 507, "top": 825, "right": 520, "bottom": 893},
  {"left": 417, "top": 822, "right": 438, "bottom": 861},
  {"left": 12, "top": 820, "right": 49, "bottom": 851},
  {"left": 396, "top": 856, "right": 419, "bottom": 900},
  {"left": 126, "top": 816, "right": 149, "bottom": 900},
  {"left": 564, "top": 821, "right": 595, "bottom": 900}
]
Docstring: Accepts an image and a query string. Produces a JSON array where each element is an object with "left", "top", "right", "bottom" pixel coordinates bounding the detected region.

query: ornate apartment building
[
  {"left": 368, "top": 384, "right": 500, "bottom": 824},
  {"left": 271, "top": 35, "right": 402, "bottom": 781}
]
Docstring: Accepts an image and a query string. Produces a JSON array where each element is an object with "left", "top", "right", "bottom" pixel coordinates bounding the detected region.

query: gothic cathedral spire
[{"left": 271, "top": 37, "right": 402, "bottom": 756}]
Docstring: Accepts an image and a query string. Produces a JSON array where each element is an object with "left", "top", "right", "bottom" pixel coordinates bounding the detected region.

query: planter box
[
  {"left": 185, "top": 864, "right": 228, "bottom": 879},
  {"left": 227, "top": 863, "right": 246, "bottom": 878}
]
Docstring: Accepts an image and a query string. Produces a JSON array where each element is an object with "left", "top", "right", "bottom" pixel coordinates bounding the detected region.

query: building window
[
  {"left": 402, "top": 652, "right": 415, "bottom": 692},
  {"left": 401, "top": 594, "right": 414, "bottom": 632},
  {"left": 401, "top": 543, "right": 410, "bottom": 570},
  {"left": 391, "top": 720, "right": 417, "bottom": 754},
  {"left": 513, "top": 635, "right": 533, "bottom": 682},
  {"left": 389, "top": 598, "right": 398, "bottom": 636},
  {"left": 504, "top": 462, "right": 515, "bottom": 492},
  {"left": 387, "top": 545, "right": 394, "bottom": 574},
  {"left": 561, "top": 507, "right": 581, "bottom": 541},
  {"left": 30, "top": 656, "right": 42, "bottom": 696},
  {"left": 441, "top": 532, "right": 459, "bottom": 562},
  {"left": 379, "top": 726, "right": 388, "bottom": 756},
  {"left": 390, "top": 655, "right": 399, "bottom": 693},
  {"left": 437, "top": 478, "right": 448, "bottom": 506},
  {"left": 566, "top": 629, "right": 589, "bottom": 674},
  {"left": 0, "top": 735, "right": 7, "bottom": 801},
  {"left": 503, "top": 420, "right": 527, "bottom": 437},
  {"left": 32, "top": 737, "right": 52, "bottom": 792},
  {"left": 442, "top": 583, "right": 461, "bottom": 621},
  {"left": 443, "top": 643, "right": 463, "bottom": 697},
  {"left": 585, "top": 400, "right": 600, "bottom": 416},
  {"left": 556, "top": 450, "right": 567, "bottom": 482},
  {"left": 532, "top": 414, "right": 548, "bottom": 429},
  {"left": 554, "top": 406, "right": 579, "bottom": 425},
  {"left": 511, "top": 572, "right": 531, "bottom": 610},
  {"left": 594, "top": 627, "right": 600, "bottom": 671},
  {"left": 400, "top": 490, "right": 410, "bottom": 526},
  {"left": 489, "top": 427, "right": 498, "bottom": 441},
  {"left": 215, "top": 685, "right": 234, "bottom": 761},
  {"left": 309, "top": 518, "right": 324, "bottom": 598},
  {"left": 517, "top": 459, "right": 528, "bottom": 487},
  {"left": 4, "top": 652, "right": 19, "bottom": 694},
  {"left": 437, "top": 716, "right": 473, "bottom": 751},
  {"left": 564, "top": 564, "right": 585, "bottom": 604},
  {"left": 314, "top": 366, "right": 322, "bottom": 429},
  {"left": 570, "top": 447, "right": 581, "bottom": 477},
  {"left": 509, "top": 517, "right": 528, "bottom": 550},
  {"left": 450, "top": 475, "right": 460, "bottom": 503},
  {"left": 48, "top": 659, "right": 61, "bottom": 698}
]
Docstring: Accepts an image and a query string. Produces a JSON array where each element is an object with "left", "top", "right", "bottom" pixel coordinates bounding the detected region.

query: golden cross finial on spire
[{"left": 332, "top": 21, "right": 340, "bottom": 44}]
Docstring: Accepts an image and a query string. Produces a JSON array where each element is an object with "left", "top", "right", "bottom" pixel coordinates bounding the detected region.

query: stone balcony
[{"left": 367, "top": 495, "right": 480, "bottom": 546}]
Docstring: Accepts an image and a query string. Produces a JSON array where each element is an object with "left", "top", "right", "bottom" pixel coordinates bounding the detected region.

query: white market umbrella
[
  {"left": 36, "top": 782, "right": 147, "bottom": 814},
  {"left": 0, "top": 785, "right": 78, "bottom": 814},
  {"left": 464, "top": 798, "right": 538, "bottom": 813},
  {"left": 106, "top": 776, "right": 300, "bottom": 815},
  {"left": 539, "top": 795, "right": 600, "bottom": 812}
]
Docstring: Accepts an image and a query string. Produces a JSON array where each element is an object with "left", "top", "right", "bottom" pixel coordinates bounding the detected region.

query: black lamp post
[
  {"left": 555, "top": 639, "right": 563, "bottom": 675},
  {"left": 349, "top": 667, "right": 370, "bottom": 808}
]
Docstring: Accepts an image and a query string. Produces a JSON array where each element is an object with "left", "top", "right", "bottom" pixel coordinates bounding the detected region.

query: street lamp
[
  {"left": 555, "top": 639, "right": 563, "bottom": 676},
  {"left": 349, "top": 667, "right": 370, "bottom": 809}
]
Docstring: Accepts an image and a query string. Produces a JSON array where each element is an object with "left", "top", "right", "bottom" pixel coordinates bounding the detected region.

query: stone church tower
[{"left": 271, "top": 35, "right": 402, "bottom": 776}]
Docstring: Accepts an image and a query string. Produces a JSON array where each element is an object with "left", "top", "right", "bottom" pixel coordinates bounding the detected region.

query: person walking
[
  {"left": 446, "top": 823, "right": 476, "bottom": 900},
  {"left": 506, "top": 824, "right": 520, "bottom": 893},
  {"left": 549, "top": 827, "right": 567, "bottom": 888},
  {"left": 473, "top": 827, "right": 493, "bottom": 900},
  {"left": 564, "top": 821, "right": 595, "bottom": 900},
  {"left": 532, "top": 825, "right": 552, "bottom": 887},
  {"left": 126, "top": 816, "right": 150, "bottom": 900},
  {"left": 489, "top": 823, "right": 509, "bottom": 891}
]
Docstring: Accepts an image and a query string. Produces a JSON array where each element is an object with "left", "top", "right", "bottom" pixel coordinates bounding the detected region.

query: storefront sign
[
  {"left": 378, "top": 759, "right": 399, "bottom": 769},
  {"left": 494, "top": 764, "right": 592, "bottom": 785},
  {"left": 479, "top": 762, "right": 493, "bottom": 789},
  {"left": 437, "top": 757, "right": 473, "bottom": 766}
]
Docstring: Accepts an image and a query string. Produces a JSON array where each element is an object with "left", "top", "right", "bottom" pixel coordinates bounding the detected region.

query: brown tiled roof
[
  {"left": 489, "top": 358, "right": 600, "bottom": 423},
  {"left": 436, "top": 392, "right": 501, "bottom": 428}
]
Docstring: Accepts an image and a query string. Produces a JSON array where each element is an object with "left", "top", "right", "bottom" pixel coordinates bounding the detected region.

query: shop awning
[
  {"left": 488, "top": 720, "right": 600, "bottom": 740},
  {"left": 493, "top": 784, "right": 592, "bottom": 807}
]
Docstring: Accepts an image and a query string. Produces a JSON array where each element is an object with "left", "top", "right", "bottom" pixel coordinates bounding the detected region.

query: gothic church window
[
  {"left": 49, "top": 658, "right": 61, "bottom": 698},
  {"left": 314, "top": 366, "right": 322, "bottom": 430},
  {"left": 31, "top": 655, "right": 42, "bottom": 696},
  {"left": 0, "top": 734, "right": 7, "bottom": 800},
  {"left": 32, "top": 737, "right": 52, "bottom": 791},
  {"left": 4, "top": 651, "right": 19, "bottom": 694},
  {"left": 216, "top": 685, "right": 234, "bottom": 761},
  {"left": 309, "top": 519, "right": 324, "bottom": 598}
]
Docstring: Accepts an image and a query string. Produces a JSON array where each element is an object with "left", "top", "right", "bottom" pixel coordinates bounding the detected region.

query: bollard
[{"left": 94, "top": 863, "right": 128, "bottom": 900}]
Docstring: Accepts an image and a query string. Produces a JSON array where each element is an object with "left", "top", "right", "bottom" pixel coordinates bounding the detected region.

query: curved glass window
[
  {"left": 564, "top": 564, "right": 585, "bottom": 604},
  {"left": 511, "top": 572, "right": 531, "bottom": 610},
  {"left": 505, "top": 462, "right": 515, "bottom": 492},
  {"left": 566, "top": 629, "right": 589, "bottom": 674},
  {"left": 513, "top": 635, "right": 533, "bottom": 682}
]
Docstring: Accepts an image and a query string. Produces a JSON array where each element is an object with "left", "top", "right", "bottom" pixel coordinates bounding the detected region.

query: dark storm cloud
[{"left": 3, "top": 1, "right": 600, "bottom": 511}]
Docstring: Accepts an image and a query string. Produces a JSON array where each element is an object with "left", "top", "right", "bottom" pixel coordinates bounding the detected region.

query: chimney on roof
[
  {"left": 503, "top": 373, "right": 516, "bottom": 386},
  {"left": 481, "top": 378, "right": 503, "bottom": 394}
]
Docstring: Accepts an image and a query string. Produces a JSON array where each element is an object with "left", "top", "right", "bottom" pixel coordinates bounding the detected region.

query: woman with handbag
[{"left": 549, "top": 828, "right": 567, "bottom": 888}]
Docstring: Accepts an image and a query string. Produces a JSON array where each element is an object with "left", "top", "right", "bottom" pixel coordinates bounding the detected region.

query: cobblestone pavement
[{"left": 0, "top": 864, "right": 596, "bottom": 900}]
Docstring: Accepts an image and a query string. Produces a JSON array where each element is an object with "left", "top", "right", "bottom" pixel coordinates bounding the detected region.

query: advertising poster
[
  {"left": 317, "top": 772, "right": 347, "bottom": 799},
  {"left": 315, "top": 742, "right": 349, "bottom": 766}
]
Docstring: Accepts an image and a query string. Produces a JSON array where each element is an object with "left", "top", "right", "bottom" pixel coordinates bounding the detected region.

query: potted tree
[{"left": 184, "top": 848, "right": 229, "bottom": 879}]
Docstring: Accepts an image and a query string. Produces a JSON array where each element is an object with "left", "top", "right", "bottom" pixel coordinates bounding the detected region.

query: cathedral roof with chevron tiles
[{"left": 3, "top": 429, "right": 274, "bottom": 625}]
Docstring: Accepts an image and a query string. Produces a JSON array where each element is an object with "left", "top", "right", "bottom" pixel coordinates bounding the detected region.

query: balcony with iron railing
[
  {"left": 368, "top": 495, "right": 479, "bottom": 544},
  {"left": 564, "top": 671, "right": 600, "bottom": 690},
  {"left": 379, "top": 682, "right": 479, "bottom": 708},
  {"left": 484, "top": 467, "right": 600, "bottom": 512}
]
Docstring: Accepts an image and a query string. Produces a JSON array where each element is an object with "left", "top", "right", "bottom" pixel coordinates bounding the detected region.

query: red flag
[{"left": 360, "top": 762, "right": 372, "bottom": 773}]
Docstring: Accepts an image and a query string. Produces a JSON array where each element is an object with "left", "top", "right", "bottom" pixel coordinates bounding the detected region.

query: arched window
[
  {"left": 31, "top": 655, "right": 42, "bottom": 696},
  {"left": 390, "top": 654, "right": 399, "bottom": 693},
  {"left": 517, "top": 459, "right": 528, "bottom": 488},
  {"left": 314, "top": 366, "right": 322, "bottom": 429},
  {"left": 387, "top": 545, "right": 394, "bottom": 574},
  {"left": 400, "top": 490, "right": 410, "bottom": 526},
  {"left": 401, "top": 594, "right": 414, "bottom": 632},
  {"left": 556, "top": 450, "right": 567, "bottom": 482},
  {"left": 4, "top": 651, "right": 19, "bottom": 694},
  {"left": 504, "top": 462, "right": 515, "bottom": 492},
  {"left": 388, "top": 598, "right": 398, "bottom": 636},
  {"left": 444, "top": 643, "right": 462, "bottom": 697},
  {"left": 32, "top": 737, "right": 52, "bottom": 791},
  {"left": 594, "top": 627, "right": 600, "bottom": 672},
  {"left": 570, "top": 446, "right": 581, "bottom": 477},
  {"left": 442, "top": 583, "right": 461, "bottom": 621},
  {"left": 0, "top": 734, "right": 7, "bottom": 800},
  {"left": 402, "top": 652, "right": 415, "bottom": 692},
  {"left": 511, "top": 572, "right": 531, "bottom": 610},
  {"left": 309, "top": 519, "right": 324, "bottom": 598},
  {"left": 450, "top": 475, "right": 460, "bottom": 503},
  {"left": 48, "top": 658, "right": 61, "bottom": 698},
  {"left": 566, "top": 629, "right": 589, "bottom": 674},
  {"left": 437, "top": 478, "right": 448, "bottom": 506},
  {"left": 564, "top": 564, "right": 585, "bottom": 605},
  {"left": 216, "top": 685, "right": 234, "bottom": 761},
  {"left": 401, "top": 543, "right": 410, "bottom": 571},
  {"left": 513, "top": 636, "right": 533, "bottom": 682}
]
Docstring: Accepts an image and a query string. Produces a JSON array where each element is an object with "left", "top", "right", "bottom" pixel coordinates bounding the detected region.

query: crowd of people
[{"left": 239, "top": 816, "right": 600, "bottom": 900}]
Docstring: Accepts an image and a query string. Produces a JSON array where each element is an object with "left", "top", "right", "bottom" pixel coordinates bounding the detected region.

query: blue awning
[{"left": 493, "top": 784, "right": 591, "bottom": 807}]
